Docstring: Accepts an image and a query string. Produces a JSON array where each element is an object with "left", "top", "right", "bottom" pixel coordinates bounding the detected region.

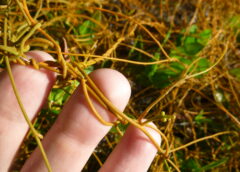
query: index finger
[{"left": 0, "top": 51, "right": 56, "bottom": 171}]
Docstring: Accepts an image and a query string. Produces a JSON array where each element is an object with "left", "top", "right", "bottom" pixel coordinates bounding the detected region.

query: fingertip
[
  {"left": 24, "top": 50, "right": 56, "bottom": 80},
  {"left": 0, "top": 51, "right": 57, "bottom": 171},
  {"left": 127, "top": 122, "right": 161, "bottom": 150},
  {"left": 99, "top": 122, "right": 161, "bottom": 172},
  {"left": 89, "top": 68, "right": 131, "bottom": 111},
  {"left": 25, "top": 50, "right": 54, "bottom": 62},
  {"left": 21, "top": 69, "right": 131, "bottom": 171},
  {"left": 144, "top": 122, "right": 162, "bottom": 146}
]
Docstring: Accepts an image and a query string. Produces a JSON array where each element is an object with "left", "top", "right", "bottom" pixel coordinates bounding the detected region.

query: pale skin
[{"left": 0, "top": 51, "right": 161, "bottom": 172}]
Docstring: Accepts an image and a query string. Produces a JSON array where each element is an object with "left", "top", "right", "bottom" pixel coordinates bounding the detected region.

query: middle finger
[{"left": 21, "top": 68, "right": 131, "bottom": 172}]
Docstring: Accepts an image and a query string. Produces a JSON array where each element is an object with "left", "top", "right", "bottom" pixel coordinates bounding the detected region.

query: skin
[{"left": 0, "top": 51, "right": 161, "bottom": 172}]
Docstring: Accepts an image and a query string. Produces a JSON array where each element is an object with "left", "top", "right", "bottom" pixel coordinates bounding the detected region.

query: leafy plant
[
  {"left": 181, "top": 157, "right": 228, "bottom": 172},
  {"left": 143, "top": 26, "right": 211, "bottom": 89},
  {"left": 229, "top": 68, "right": 240, "bottom": 80},
  {"left": 197, "top": 158, "right": 229, "bottom": 172},
  {"left": 76, "top": 11, "right": 102, "bottom": 44},
  {"left": 194, "top": 110, "right": 212, "bottom": 125},
  {"left": 48, "top": 80, "right": 79, "bottom": 106}
]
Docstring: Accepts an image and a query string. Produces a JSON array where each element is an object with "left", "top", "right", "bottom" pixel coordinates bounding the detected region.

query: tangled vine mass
[{"left": 0, "top": 0, "right": 240, "bottom": 171}]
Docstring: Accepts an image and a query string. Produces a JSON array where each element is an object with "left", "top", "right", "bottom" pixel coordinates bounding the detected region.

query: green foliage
[
  {"left": 162, "top": 28, "right": 172, "bottom": 45},
  {"left": 194, "top": 58, "right": 210, "bottom": 74},
  {"left": 178, "top": 25, "right": 212, "bottom": 56},
  {"left": 229, "top": 68, "right": 240, "bottom": 80},
  {"left": 110, "top": 122, "right": 129, "bottom": 134},
  {"left": 77, "top": 11, "right": 102, "bottom": 44},
  {"left": 145, "top": 55, "right": 210, "bottom": 89},
  {"left": 148, "top": 64, "right": 180, "bottom": 88},
  {"left": 110, "top": 114, "right": 136, "bottom": 134},
  {"left": 198, "top": 29, "right": 212, "bottom": 45},
  {"left": 45, "top": 12, "right": 55, "bottom": 20},
  {"left": 49, "top": 88, "right": 68, "bottom": 105},
  {"left": 48, "top": 80, "right": 79, "bottom": 106},
  {"left": 84, "top": 65, "right": 94, "bottom": 74},
  {"left": 34, "top": 80, "right": 79, "bottom": 135},
  {"left": 78, "top": 20, "right": 94, "bottom": 35},
  {"left": 183, "top": 36, "right": 204, "bottom": 55},
  {"left": 0, "top": 63, "right": 5, "bottom": 68},
  {"left": 194, "top": 110, "right": 212, "bottom": 125},
  {"left": 181, "top": 158, "right": 201, "bottom": 172},
  {"left": 198, "top": 158, "right": 228, "bottom": 171},
  {"left": 180, "top": 157, "right": 228, "bottom": 172},
  {"left": 142, "top": 25, "right": 211, "bottom": 89},
  {"left": 228, "top": 16, "right": 240, "bottom": 30},
  {"left": 128, "top": 35, "right": 144, "bottom": 58}
]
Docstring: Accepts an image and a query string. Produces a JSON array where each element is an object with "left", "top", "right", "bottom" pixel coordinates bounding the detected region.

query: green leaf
[
  {"left": 145, "top": 53, "right": 160, "bottom": 77},
  {"left": 110, "top": 114, "right": 135, "bottom": 134},
  {"left": 50, "top": 109, "right": 61, "bottom": 115},
  {"left": 176, "top": 27, "right": 211, "bottom": 56},
  {"left": 146, "top": 64, "right": 158, "bottom": 78},
  {"left": 229, "top": 68, "right": 240, "bottom": 80},
  {"left": 79, "top": 20, "right": 94, "bottom": 36},
  {"left": 186, "top": 58, "right": 210, "bottom": 78},
  {"left": 197, "top": 58, "right": 209, "bottom": 70},
  {"left": 150, "top": 69, "right": 180, "bottom": 88},
  {"left": 46, "top": 12, "right": 55, "bottom": 20},
  {"left": 181, "top": 158, "right": 201, "bottom": 172},
  {"left": 198, "top": 29, "right": 212, "bottom": 45},
  {"left": 189, "top": 25, "right": 198, "bottom": 34},
  {"left": 197, "top": 158, "right": 228, "bottom": 171},
  {"left": 128, "top": 35, "right": 144, "bottom": 59},
  {"left": 48, "top": 80, "right": 79, "bottom": 106},
  {"left": 0, "top": 63, "right": 5, "bottom": 68},
  {"left": 154, "top": 52, "right": 160, "bottom": 60},
  {"left": 176, "top": 55, "right": 192, "bottom": 65},
  {"left": 194, "top": 110, "right": 212, "bottom": 125},
  {"left": 147, "top": 55, "right": 190, "bottom": 88},
  {"left": 79, "top": 11, "right": 101, "bottom": 36},
  {"left": 128, "top": 36, "right": 139, "bottom": 56},
  {"left": 184, "top": 36, "right": 204, "bottom": 55},
  {"left": 77, "top": 11, "right": 102, "bottom": 44},
  {"left": 49, "top": 89, "right": 66, "bottom": 105},
  {"left": 228, "top": 16, "right": 240, "bottom": 29},
  {"left": 84, "top": 65, "right": 94, "bottom": 74},
  {"left": 195, "top": 58, "right": 210, "bottom": 75},
  {"left": 163, "top": 29, "right": 172, "bottom": 45},
  {"left": 170, "top": 61, "right": 185, "bottom": 72}
]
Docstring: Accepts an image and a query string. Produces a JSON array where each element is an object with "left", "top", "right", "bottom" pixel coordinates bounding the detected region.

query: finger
[
  {"left": 22, "top": 69, "right": 131, "bottom": 172},
  {"left": 0, "top": 51, "right": 56, "bottom": 171},
  {"left": 99, "top": 124, "right": 161, "bottom": 172}
]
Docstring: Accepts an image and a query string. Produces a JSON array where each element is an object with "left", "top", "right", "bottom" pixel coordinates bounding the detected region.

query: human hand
[{"left": 0, "top": 51, "right": 161, "bottom": 172}]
